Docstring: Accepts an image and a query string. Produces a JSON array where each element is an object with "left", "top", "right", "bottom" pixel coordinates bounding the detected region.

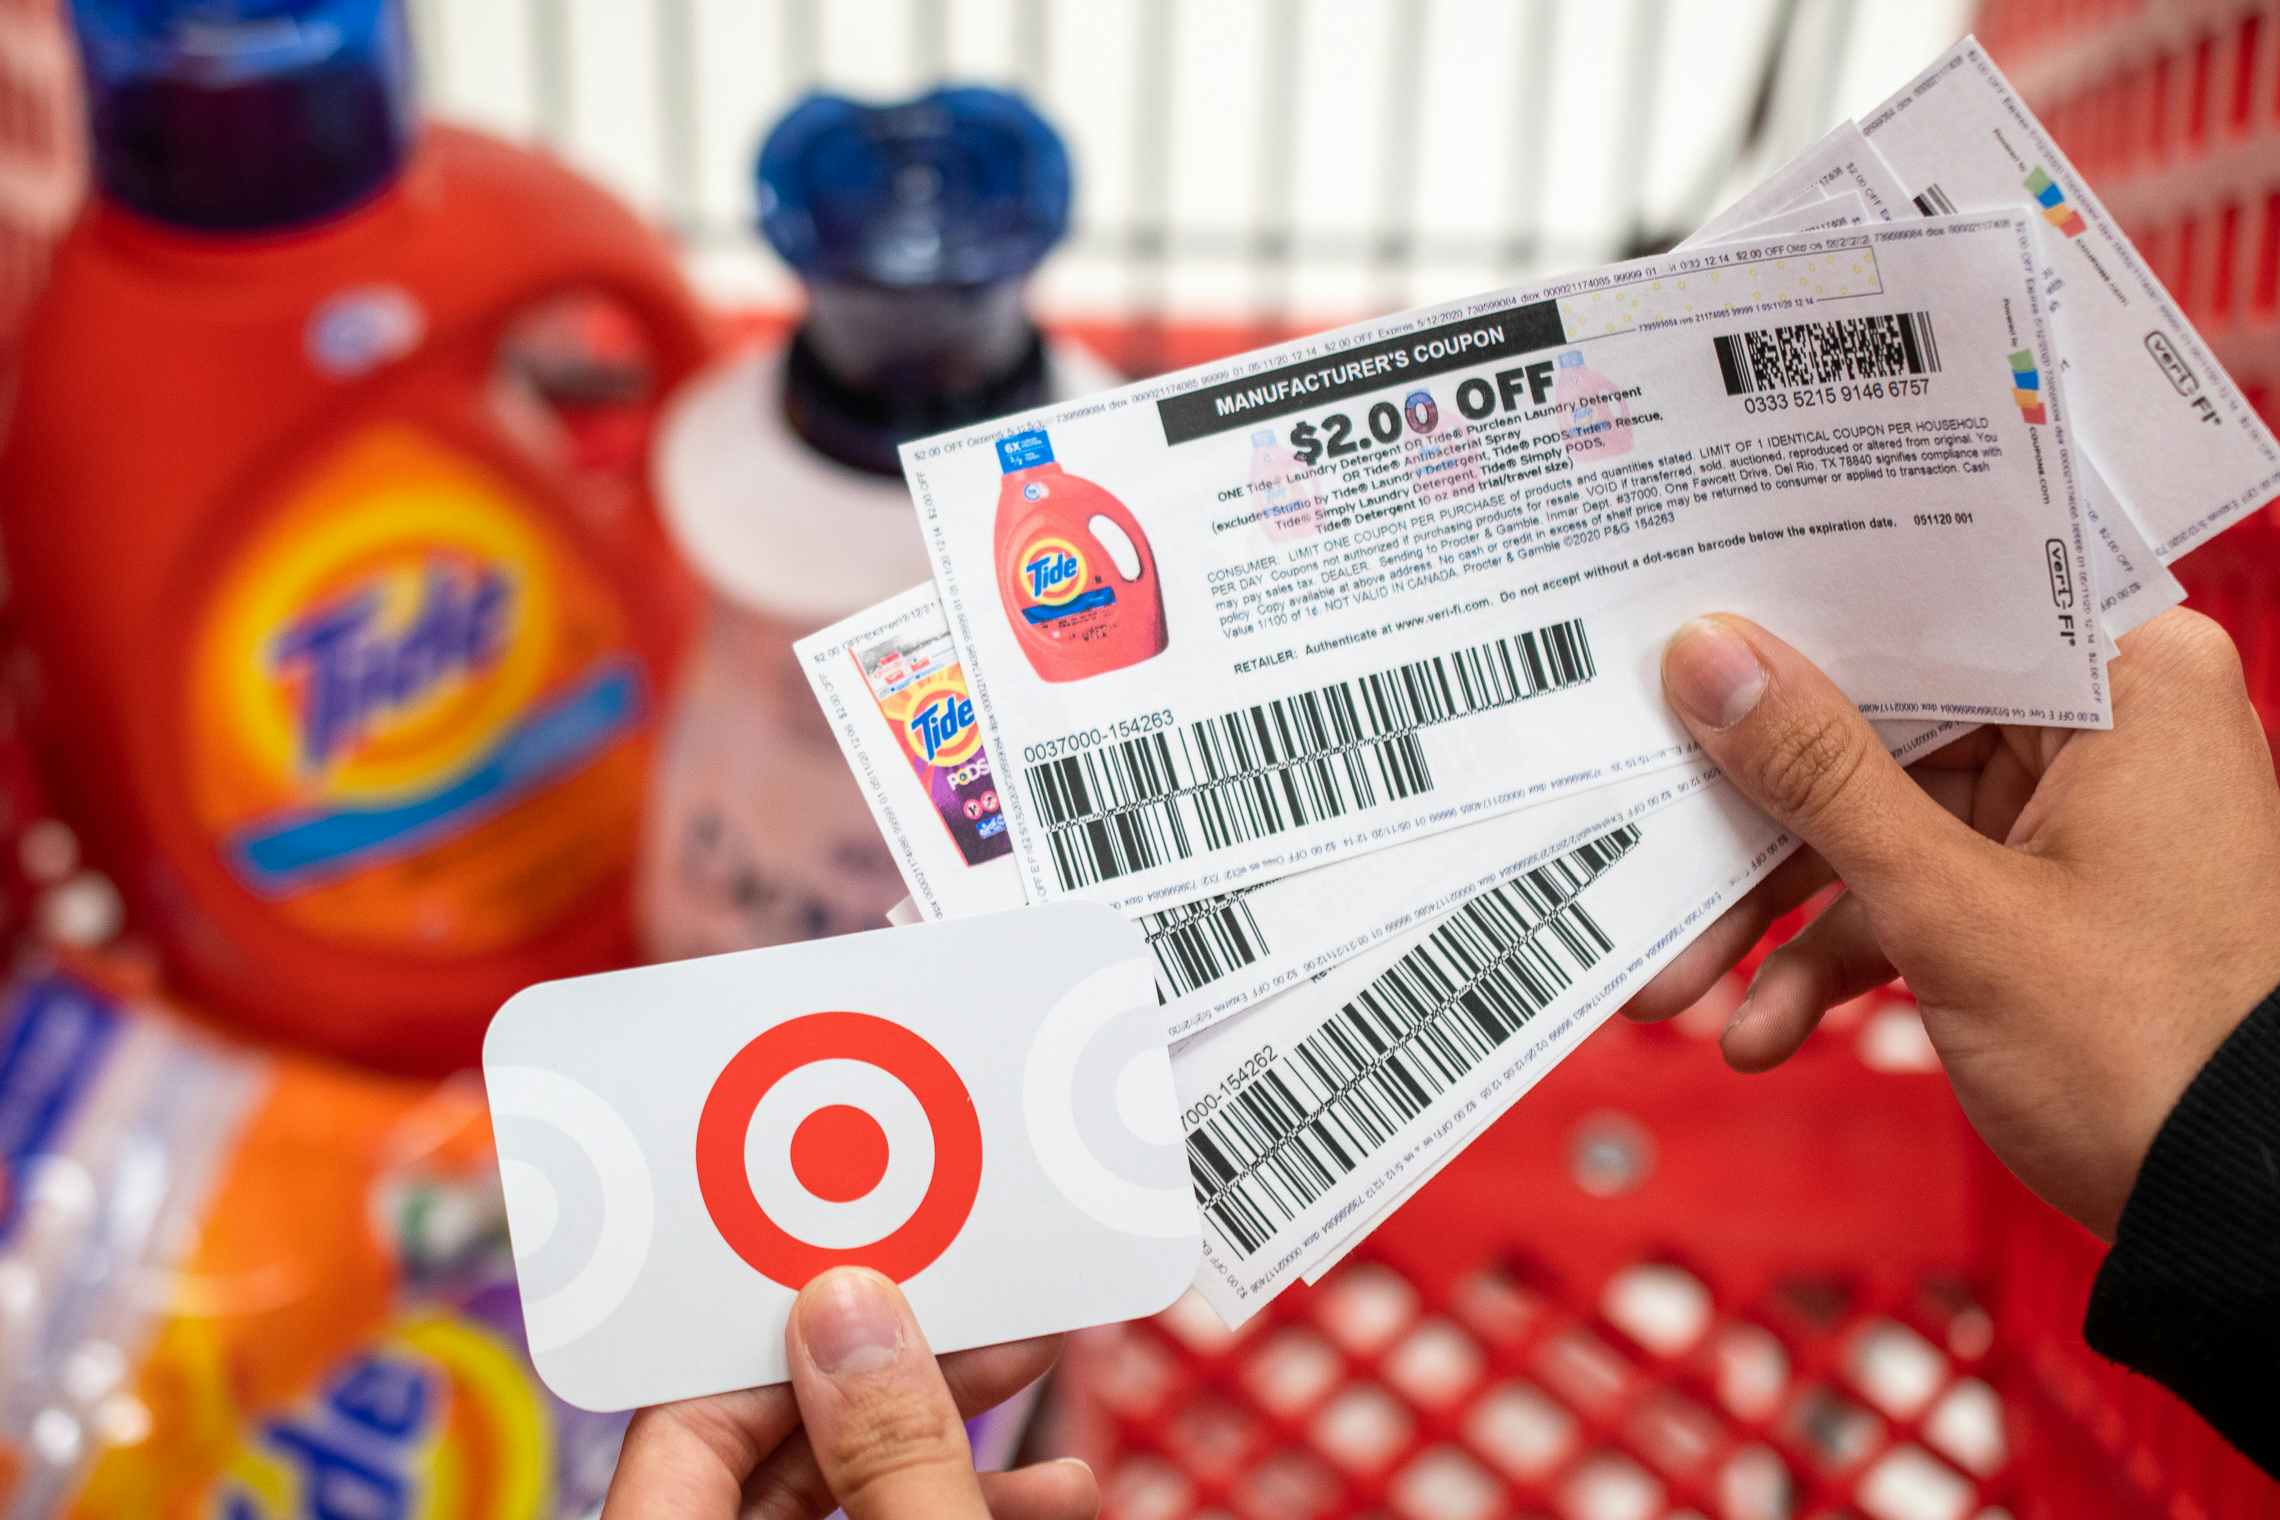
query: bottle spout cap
[
  {"left": 757, "top": 86, "right": 1072, "bottom": 476},
  {"left": 756, "top": 86, "right": 1071, "bottom": 290},
  {"left": 71, "top": 0, "right": 415, "bottom": 232}
]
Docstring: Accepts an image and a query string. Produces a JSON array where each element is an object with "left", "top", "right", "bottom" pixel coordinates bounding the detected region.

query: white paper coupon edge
[
  {"left": 1690, "top": 121, "right": 1911, "bottom": 245},
  {"left": 1175, "top": 778, "right": 1789, "bottom": 1325},
  {"left": 1859, "top": 36, "right": 2280, "bottom": 564},
  {"left": 1686, "top": 119, "right": 2183, "bottom": 632}
]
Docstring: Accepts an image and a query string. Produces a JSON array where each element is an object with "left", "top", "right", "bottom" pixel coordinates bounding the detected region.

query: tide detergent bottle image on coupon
[{"left": 994, "top": 428, "right": 1168, "bottom": 681}]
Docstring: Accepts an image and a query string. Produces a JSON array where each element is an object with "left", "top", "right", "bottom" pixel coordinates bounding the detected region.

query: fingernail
[
  {"left": 1665, "top": 618, "right": 1769, "bottom": 730},
  {"left": 797, "top": 1269, "right": 905, "bottom": 1377},
  {"left": 1724, "top": 992, "right": 1754, "bottom": 1036}
]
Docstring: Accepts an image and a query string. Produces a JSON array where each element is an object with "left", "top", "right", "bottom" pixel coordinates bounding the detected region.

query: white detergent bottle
[{"left": 641, "top": 87, "right": 1117, "bottom": 958}]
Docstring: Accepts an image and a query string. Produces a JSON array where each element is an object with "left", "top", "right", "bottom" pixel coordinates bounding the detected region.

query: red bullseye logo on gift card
[
  {"left": 485, "top": 902, "right": 1200, "bottom": 1413},
  {"left": 694, "top": 1011, "right": 982, "bottom": 1288}
]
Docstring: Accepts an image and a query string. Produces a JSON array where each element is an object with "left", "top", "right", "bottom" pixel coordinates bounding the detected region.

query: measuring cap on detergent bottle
[
  {"left": 71, "top": 0, "right": 416, "bottom": 232},
  {"left": 757, "top": 86, "right": 1073, "bottom": 473}
]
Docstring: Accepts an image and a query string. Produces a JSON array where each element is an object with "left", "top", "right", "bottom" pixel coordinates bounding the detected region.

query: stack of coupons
[{"left": 796, "top": 39, "right": 2280, "bottom": 1328}]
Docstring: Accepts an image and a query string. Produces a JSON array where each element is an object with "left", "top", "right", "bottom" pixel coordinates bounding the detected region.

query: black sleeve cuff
[{"left": 2084, "top": 986, "right": 2280, "bottom": 1477}]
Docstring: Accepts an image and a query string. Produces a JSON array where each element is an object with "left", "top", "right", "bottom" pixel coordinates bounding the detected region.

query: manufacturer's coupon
[{"left": 905, "top": 214, "right": 2109, "bottom": 915}]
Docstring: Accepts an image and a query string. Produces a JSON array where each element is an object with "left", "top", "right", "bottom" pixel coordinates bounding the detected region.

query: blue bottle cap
[
  {"left": 757, "top": 86, "right": 1071, "bottom": 289},
  {"left": 759, "top": 87, "right": 1071, "bottom": 477},
  {"left": 71, "top": 0, "right": 415, "bottom": 233}
]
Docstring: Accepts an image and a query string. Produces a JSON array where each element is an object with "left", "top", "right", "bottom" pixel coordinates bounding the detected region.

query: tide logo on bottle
[
  {"left": 213, "top": 1314, "right": 554, "bottom": 1518},
  {"left": 902, "top": 677, "right": 984, "bottom": 769},
  {"left": 187, "top": 426, "right": 646, "bottom": 954},
  {"left": 1018, "top": 536, "right": 1090, "bottom": 613},
  {"left": 270, "top": 560, "right": 515, "bottom": 776}
]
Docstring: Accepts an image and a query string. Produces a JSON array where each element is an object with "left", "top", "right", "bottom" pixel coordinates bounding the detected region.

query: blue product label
[
  {"left": 231, "top": 661, "right": 642, "bottom": 893},
  {"left": 0, "top": 976, "right": 121, "bottom": 1244},
  {"left": 997, "top": 429, "right": 1055, "bottom": 473},
  {"left": 1021, "top": 587, "right": 1117, "bottom": 624}
]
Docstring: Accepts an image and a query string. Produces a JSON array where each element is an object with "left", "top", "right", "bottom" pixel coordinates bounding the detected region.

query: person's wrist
[{"left": 2094, "top": 969, "right": 2276, "bottom": 1236}]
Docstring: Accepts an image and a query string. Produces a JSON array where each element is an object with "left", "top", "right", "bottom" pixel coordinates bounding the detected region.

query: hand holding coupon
[{"left": 490, "top": 38, "right": 2280, "bottom": 1418}]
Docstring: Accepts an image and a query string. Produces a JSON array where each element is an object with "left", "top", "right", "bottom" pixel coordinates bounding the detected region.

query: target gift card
[{"left": 484, "top": 902, "right": 1200, "bottom": 1411}]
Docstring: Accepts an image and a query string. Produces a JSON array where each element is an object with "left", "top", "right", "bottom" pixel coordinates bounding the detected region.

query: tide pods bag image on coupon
[{"left": 483, "top": 902, "right": 1199, "bottom": 1410}]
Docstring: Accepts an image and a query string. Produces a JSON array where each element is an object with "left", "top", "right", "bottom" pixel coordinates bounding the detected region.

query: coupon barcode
[
  {"left": 1023, "top": 619, "right": 1597, "bottom": 890},
  {"left": 1142, "top": 889, "right": 1268, "bottom": 999},
  {"left": 1185, "top": 825, "right": 1639, "bottom": 1258},
  {"left": 1912, "top": 183, "right": 1959, "bottom": 216},
  {"left": 1712, "top": 310, "right": 1942, "bottom": 395}
]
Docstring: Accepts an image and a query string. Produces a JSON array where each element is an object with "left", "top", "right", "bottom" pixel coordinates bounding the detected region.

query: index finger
[{"left": 602, "top": 1384, "right": 800, "bottom": 1519}]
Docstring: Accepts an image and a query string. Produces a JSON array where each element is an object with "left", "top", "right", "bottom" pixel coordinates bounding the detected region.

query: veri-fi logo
[
  {"left": 2007, "top": 350, "right": 2048, "bottom": 424},
  {"left": 903, "top": 676, "right": 984, "bottom": 768},
  {"left": 2023, "top": 167, "right": 2087, "bottom": 238},
  {"left": 1020, "top": 536, "right": 1088, "bottom": 606}
]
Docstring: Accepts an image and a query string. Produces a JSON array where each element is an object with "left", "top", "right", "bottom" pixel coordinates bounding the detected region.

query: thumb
[
  {"left": 785, "top": 1268, "right": 988, "bottom": 1520},
  {"left": 1661, "top": 615, "right": 1997, "bottom": 906}
]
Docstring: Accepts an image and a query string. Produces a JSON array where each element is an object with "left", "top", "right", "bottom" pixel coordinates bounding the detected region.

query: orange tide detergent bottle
[
  {"left": 993, "top": 427, "right": 1167, "bottom": 682},
  {"left": 0, "top": 0, "right": 712, "bottom": 1072}
]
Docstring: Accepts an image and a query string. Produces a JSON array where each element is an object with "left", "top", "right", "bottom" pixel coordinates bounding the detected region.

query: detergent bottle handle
[
  {"left": 462, "top": 255, "right": 718, "bottom": 410},
  {"left": 424, "top": 126, "right": 720, "bottom": 407},
  {"left": 1082, "top": 494, "right": 1158, "bottom": 589},
  {"left": 459, "top": 250, "right": 717, "bottom": 572},
  {"left": 550, "top": 261, "right": 718, "bottom": 396},
  {"left": 395, "top": 233, "right": 717, "bottom": 664}
]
